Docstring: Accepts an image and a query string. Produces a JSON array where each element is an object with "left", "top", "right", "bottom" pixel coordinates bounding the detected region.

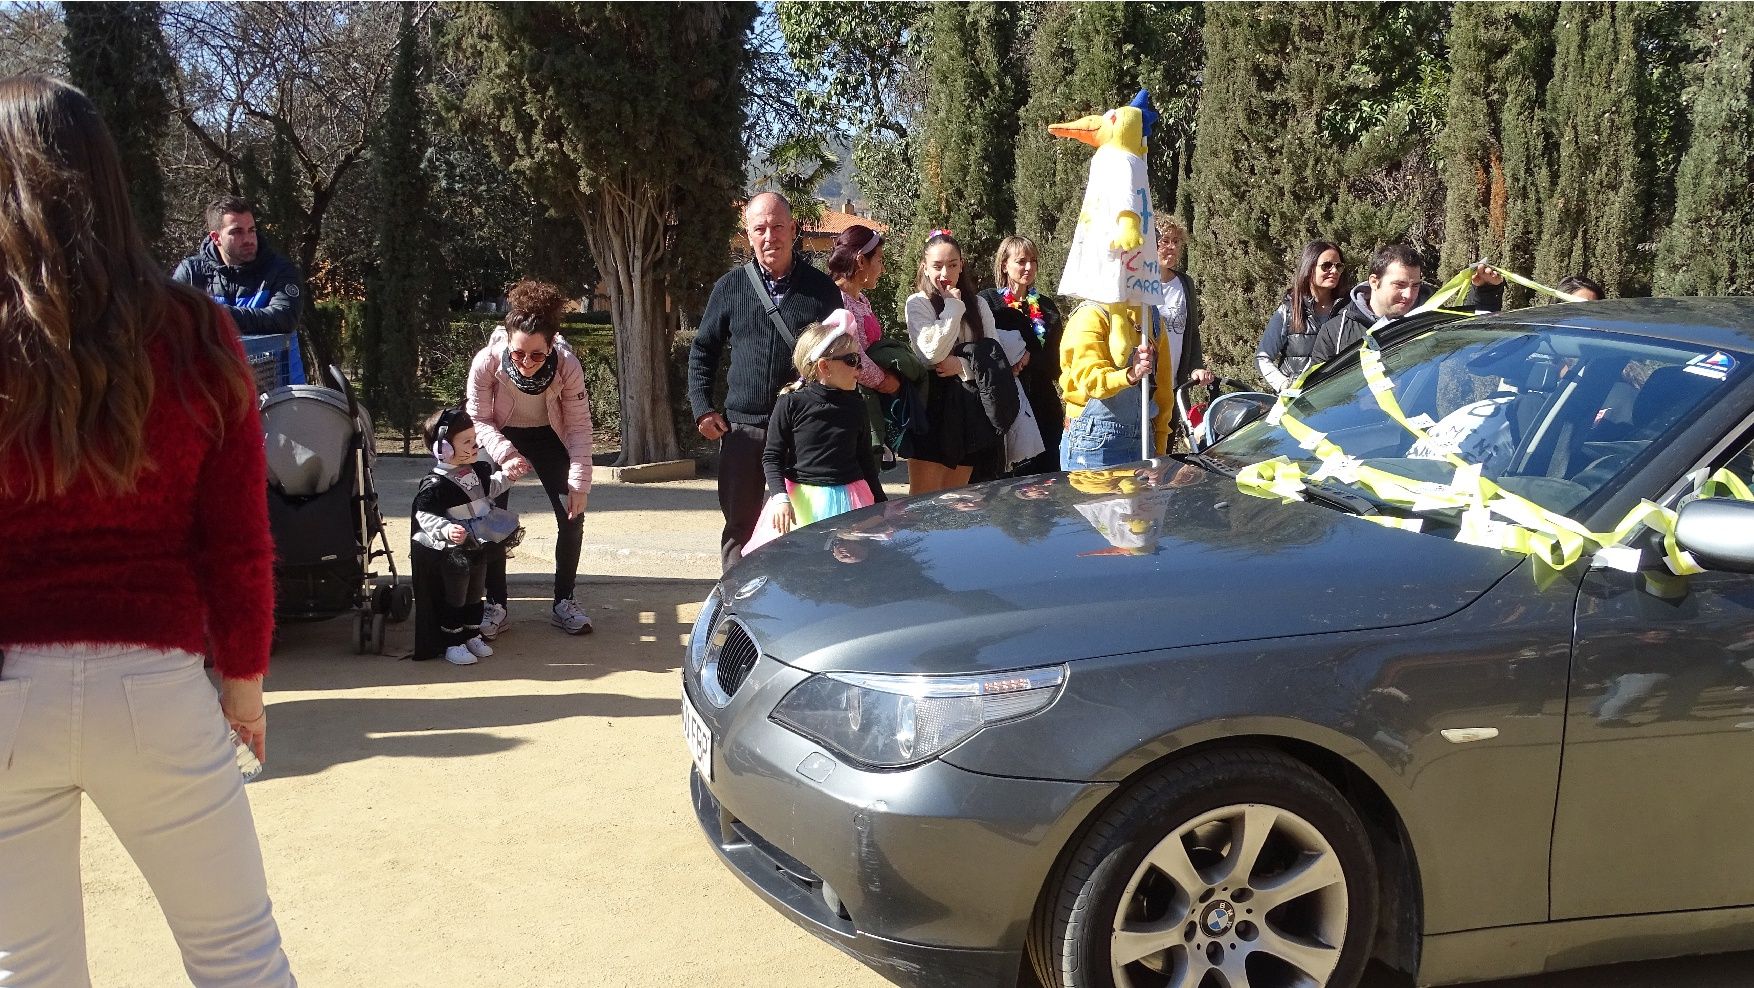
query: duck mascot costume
[{"left": 1053, "top": 89, "right": 1173, "bottom": 466}]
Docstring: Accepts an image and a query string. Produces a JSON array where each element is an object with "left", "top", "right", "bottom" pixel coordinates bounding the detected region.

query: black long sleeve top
[
  {"left": 762, "top": 382, "right": 887, "bottom": 500},
  {"left": 687, "top": 257, "right": 842, "bottom": 428}
]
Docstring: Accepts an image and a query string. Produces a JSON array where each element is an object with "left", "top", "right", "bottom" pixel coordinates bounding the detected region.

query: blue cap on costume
[{"left": 1130, "top": 89, "right": 1159, "bottom": 140}]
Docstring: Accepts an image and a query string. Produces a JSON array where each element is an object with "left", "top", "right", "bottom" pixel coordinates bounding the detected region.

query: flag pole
[{"left": 1140, "top": 302, "right": 1153, "bottom": 462}]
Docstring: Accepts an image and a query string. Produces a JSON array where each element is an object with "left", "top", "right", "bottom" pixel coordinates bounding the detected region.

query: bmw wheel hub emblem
[{"left": 1201, "top": 900, "right": 1235, "bottom": 936}]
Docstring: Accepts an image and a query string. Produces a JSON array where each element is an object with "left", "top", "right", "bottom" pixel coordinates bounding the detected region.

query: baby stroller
[
  {"left": 260, "top": 366, "right": 411, "bottom": 653},
  {"left": 1175, "top": 376, "right": 1277, "bottom": 452}
]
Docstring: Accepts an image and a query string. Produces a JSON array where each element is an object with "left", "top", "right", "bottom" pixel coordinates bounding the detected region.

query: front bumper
[{"left": 686, "top": 657, "right": 1112, "bottom": 988}]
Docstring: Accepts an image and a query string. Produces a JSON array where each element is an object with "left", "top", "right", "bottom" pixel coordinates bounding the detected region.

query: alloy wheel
[{"left": 1110, "top": 802, "right": 1347, "bottom": 988}]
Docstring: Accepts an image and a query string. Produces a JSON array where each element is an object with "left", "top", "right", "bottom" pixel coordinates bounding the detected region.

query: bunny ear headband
[{"left": 807, "top": 309, "right": 856, "bottom": 362}]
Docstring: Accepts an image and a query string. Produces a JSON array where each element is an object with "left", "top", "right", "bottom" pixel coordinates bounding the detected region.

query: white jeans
[{"left": 0, "top": 644, "right": 294, "bottom": 987}]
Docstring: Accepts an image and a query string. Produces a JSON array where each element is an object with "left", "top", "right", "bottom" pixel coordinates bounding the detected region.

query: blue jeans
[{"left": 1060, "top": 390, "right": 1153, "bottom": 470}]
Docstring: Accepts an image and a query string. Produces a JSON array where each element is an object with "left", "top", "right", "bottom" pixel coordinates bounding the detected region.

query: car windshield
[{"left": 1207, "top": 321, "right": 1741, "bottom": 524}]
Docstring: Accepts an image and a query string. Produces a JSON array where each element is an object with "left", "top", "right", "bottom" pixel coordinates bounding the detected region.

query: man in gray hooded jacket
[{"left": 1310, "top": 243, "right": 1502, "bottom": 364}]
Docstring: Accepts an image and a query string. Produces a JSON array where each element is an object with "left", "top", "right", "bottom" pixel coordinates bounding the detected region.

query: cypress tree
[
  {"left": 914, "top": 1, "right": 1024, "bottom": 272},
  {"left": 1188, "top": 4, "right": 1378, "bottom": 376},
  {"left": 1655, "top": 4, "right": 1754, "bottom": 296},
  {"left": 1438, "top": 3, "right": 1556, "bottom": 308},
  {"left": 62, "top": 2, "right": 172, "bottom": 251},
  {"left": 1536, "top": 3, "right": 1649, "bottom": 296},
  {"left": 362, "top": 10, "right": 438, "bottom": 439}
]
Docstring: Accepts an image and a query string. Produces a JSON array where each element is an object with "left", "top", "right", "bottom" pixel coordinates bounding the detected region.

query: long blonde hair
[
  {"left": 0, "top": 76, "right": 250, "bottom": 500},
  {"left": 779, "top": 321, "right": 857, "bottom": 395},
  {"left": 992, "top": 235, "right": 1038, "bottom": 289}
]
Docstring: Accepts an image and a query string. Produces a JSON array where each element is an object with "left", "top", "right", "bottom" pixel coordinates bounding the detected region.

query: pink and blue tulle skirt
[{"left": 746, "top": 478, "right": 876, "bottom": 552}]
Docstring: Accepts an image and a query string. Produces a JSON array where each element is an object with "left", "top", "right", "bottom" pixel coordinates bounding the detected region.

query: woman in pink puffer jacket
[{"left": 465, "top": 280, "right": 595, "bottom": 637}]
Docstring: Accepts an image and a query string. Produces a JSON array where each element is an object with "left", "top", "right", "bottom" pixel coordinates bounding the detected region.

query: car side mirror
[
  {"left": 1675, "top": 497, "right": 1754, "bottom": 574},
  {"left": 1202, "top": 393, "right": 1273, "bottom": 448}
]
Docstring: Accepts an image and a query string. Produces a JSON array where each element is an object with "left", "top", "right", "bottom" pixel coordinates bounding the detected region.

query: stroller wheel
[
  {"left": 370, "top": 584, "right": 392, "bottom": 615},
  {"left": 354, "top": 612, "right": 372, "bottom": 654},
  {"left": 369, "top": 612, "right": 387, "bottom": 654},
  {"left": 389, "top": 582, "right": 414, "bottom": 623}
]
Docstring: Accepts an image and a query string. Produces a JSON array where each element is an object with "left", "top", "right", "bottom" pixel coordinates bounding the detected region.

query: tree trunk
[{"left": 581, "top": 183, "right": 681, "bottom": 466}]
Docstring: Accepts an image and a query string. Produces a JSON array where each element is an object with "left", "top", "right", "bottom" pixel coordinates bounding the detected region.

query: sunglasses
[
  {"left": 510, "top": 349, "right": 550, "bottom": 364},
  {"left": 1317, "top": 261, "right": 1345, "bottom": 273},
  {"left": 823, "top": 352, "right": 861, "bottom": 368}
]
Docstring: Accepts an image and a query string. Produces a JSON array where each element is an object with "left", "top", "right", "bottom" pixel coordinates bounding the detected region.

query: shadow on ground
[
  {"left": 264, "top": 689, "right": 676, "bottom": 780},
  {"left": 268, "top": 575, "right": 716, "bottom": 690},
  {"left": 256, "top": 574, "right": 713, "bottom": 780}
]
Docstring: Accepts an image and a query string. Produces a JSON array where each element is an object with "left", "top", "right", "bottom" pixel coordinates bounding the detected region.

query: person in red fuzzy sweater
[{"left": 0, "top": 77, "right": 294, "bottom": 986}]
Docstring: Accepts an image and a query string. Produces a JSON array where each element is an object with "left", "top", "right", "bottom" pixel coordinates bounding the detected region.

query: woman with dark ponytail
[
  {"left": 903, "top": 230, "right": 1002, "bottom": 494},
  {"left": 466, "top": 280, "right": 596, "bottom": 637}
]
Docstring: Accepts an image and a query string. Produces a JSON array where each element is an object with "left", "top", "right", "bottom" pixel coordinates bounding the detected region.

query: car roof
[{"left": 1464, "top": 297, "right": 1754, "bottom": 353}]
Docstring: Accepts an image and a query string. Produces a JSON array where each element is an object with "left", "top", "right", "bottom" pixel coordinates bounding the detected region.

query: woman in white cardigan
[{"left": 904, "top": 231, "right": 1004, "bottom": 495}]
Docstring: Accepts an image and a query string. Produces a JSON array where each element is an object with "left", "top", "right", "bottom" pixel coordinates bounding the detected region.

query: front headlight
[
  {"left": 687, "top": 586, "right": 723, "bottom": 675},
  {"left": 771, "top": 665, "right": 1066, "bottom": 769}
]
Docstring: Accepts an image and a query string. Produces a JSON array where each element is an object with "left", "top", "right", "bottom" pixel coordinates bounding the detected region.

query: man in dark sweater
[{"left": 689, "top": 192, "right": 843, "bottom": 572}]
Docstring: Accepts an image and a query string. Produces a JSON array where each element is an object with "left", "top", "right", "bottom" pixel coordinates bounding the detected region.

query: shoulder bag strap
[{"left": 743, "top": 262, "right": 798, "bottom": 350}]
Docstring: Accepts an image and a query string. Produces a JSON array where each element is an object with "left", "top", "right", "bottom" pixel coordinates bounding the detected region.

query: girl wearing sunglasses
[
  {"left": 1256, "top": 239, "right": 1345, "bottom": 392},
  {"left": 746, "top": 313, "right": 888, "bottom": 552}
]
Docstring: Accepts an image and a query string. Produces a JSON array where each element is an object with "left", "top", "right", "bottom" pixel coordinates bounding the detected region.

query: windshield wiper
[
  {"left": 1299, "top": 480, "right": 1380, "bottom": 516},
  {"left": 1181, "top": 450, "right": 1235, "bottom": 477}
]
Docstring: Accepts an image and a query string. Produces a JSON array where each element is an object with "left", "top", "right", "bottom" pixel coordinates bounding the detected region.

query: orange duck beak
[{"left": 1048, "top": 114, "right": 1105, "bottom": 148}]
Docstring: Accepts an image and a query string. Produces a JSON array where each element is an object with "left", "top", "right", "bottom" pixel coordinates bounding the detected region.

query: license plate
[{"left": 682, "top": 689, "right": 713, "bottom": 782}]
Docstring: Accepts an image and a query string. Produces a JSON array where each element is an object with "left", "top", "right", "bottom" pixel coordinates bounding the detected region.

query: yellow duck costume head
[{"left": 1052, "top": 90, "right": 1167, "bottom": 308}]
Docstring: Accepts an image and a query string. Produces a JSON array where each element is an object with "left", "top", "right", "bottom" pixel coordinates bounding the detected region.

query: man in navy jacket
[{"left": 172, "top": 196, "right": 303, "bottom": 337}]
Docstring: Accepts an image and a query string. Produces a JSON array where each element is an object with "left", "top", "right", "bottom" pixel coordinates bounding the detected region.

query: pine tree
[
  {"left": 913, "top": 1, "right": 1024, "bottom": 272},
  {"left": 1536, "top": 3, "right": 1649, "bottom": 296},
  {"left": 1655, "top": 4, "right": 1754, "bottom": 296},
  {"left": 1438, "top": 3, "right": 1556, "bottom": 308},
  {"left": 362, "top": 9, "right": 438, "bottom": 439},
  {"left": 62, "top": 2, "right": 172, "bottom": 252}
]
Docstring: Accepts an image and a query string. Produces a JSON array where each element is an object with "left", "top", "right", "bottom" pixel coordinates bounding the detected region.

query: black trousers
[
  {"left": 485, "top": 425, "right": 585, "bottom": 605},
  {"left": 411, "top": 542, "right": 486, "bottom": 660},
  {"left": 717, "top": 423, "right": 767, "bottom": 574}
]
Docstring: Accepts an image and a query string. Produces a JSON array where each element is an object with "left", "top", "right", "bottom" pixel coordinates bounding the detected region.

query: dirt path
[{"left": 80, "top": 460, "right": 891, "bottom": 987}]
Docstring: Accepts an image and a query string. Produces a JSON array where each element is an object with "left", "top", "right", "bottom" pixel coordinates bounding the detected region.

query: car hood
[{"left": 723, "top": 463, "right": 1524, "bottom": 676}]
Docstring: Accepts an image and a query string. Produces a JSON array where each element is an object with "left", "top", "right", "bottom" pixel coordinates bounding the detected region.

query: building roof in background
[{"left": 807, "top": 209, "right": 889, "bottom": 235}]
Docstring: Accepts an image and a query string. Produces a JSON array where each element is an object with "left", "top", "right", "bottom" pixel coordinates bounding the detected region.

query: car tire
[{"left": 1031, "top": 747, "right": 1377, "bottom": 988}]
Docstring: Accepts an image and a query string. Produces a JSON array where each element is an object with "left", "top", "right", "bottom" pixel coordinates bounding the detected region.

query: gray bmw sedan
[{"left": 684, "top": 299, "right": 1754, "bottom": 988}]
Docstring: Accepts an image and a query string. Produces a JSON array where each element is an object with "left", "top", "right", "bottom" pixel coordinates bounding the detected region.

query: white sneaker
[
  {"left": 465, "top": 636, "right": 494, "bottom": 658},
  {"left": 479, "top": 602, "right": 508, "bottom": 639},
  {"left": 551, "top": 598, "right": 593, "bottom": 635},
  {"left": 444, "top": 644, "right": 478, "bottom": 666}
]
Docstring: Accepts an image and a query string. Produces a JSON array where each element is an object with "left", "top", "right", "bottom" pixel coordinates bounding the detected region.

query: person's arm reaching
[{"left": 1257, "top": 306, "right": 1291, "bottom": 391}]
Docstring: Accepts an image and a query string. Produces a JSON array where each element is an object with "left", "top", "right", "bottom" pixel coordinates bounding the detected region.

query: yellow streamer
[{"left": 1233, "top": 264, "right": 1752, "bottom": 577}]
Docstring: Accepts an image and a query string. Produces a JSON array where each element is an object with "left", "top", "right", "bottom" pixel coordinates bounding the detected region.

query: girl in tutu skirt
[{"left": 747, "top": 317, "right": 888, "bottom": 553}]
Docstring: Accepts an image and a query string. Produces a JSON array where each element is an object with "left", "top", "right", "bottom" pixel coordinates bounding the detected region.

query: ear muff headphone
[{"left": 432, "top": 408, "right": 466, "bottom": 460}]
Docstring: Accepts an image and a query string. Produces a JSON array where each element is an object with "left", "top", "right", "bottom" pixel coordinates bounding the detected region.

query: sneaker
[
  {"left": 551, "top": 597, "right": 593, "bottom": 635},
  {"left": 479, "top": 602, "right": 508, "bottom": 640},
  {"left": 443, "top": 644, "right": 478, "bottom": 666},
  {"left": 465, "top": 636, "right": 494, "bottom": 658}
]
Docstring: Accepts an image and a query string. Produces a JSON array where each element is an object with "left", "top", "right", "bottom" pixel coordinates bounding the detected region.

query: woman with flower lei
[{"left": 980, "top": 235, "right": 1065, "bottom": 475}]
